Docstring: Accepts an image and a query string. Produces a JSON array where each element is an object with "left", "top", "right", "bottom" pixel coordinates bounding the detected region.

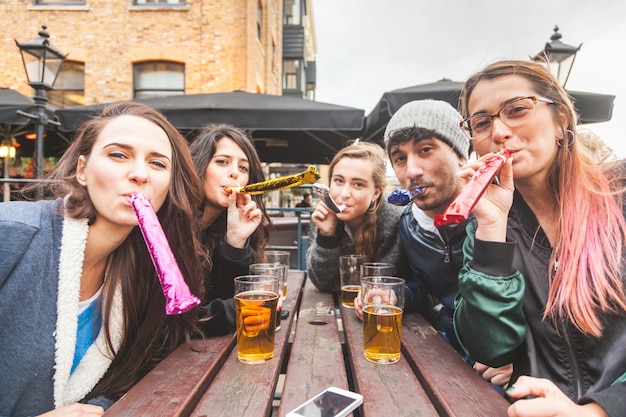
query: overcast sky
[{"left": 311, "top": 0, "right": 626, "bottom": 158}]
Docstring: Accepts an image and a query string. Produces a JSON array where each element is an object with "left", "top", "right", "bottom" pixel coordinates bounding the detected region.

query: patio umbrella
[
  {"left": 55, "top": 91, "right": 365, "bottom": 164},
  {"left": 0, "top": 88, "right": 36, "bottom": 126},
  {"left": 0, "top": 88, "right": 68, "bottom": 158},
  {"left": 362, "top": 78, "right": 615, "bottom": 144},
  {"left": 362, "top": 79, "right": 463, "bottom": 143}
]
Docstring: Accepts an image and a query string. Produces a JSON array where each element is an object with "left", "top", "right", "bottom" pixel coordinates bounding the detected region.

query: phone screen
[{"left": 292, "top": 391, "right": 357, "bottom": 417}]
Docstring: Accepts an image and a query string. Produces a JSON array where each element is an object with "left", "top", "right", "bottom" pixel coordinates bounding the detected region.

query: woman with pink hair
[{"left": 454, "top": 60, "right": 626, "bottom": 417}]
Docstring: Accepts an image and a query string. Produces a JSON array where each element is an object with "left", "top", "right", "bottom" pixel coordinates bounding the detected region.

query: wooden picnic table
[{"left": 105, "top": 271, "right": 510, "bottom": 417}]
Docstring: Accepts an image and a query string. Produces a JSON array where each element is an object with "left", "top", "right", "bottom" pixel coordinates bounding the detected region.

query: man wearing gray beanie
[{"left": 382, "top": 99, "right": 511, "bottom": 391}]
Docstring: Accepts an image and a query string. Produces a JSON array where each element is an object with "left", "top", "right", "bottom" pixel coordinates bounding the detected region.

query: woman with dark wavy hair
[
  {"left": 454, "top": 60, "right": 626, "bottom": 417},
  {"left": 0, "top": 102, "right": 205, "bottom": 416},
  {"left": 189, "top": 124, "right": 271, "bottom": 335}
]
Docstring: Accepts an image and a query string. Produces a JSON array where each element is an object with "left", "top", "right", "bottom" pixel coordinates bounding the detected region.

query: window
[
  {"left": 283, "top": 59, "right": 300, "bottom": 90},
  {"left": 257, "top": 1, "right": 263, "bottom": 40},
  {"left": 35, "top": 0, "right": 85, "bottom": 4},
  {"left": 134, "top": 0, "right": 185, "bottom": 4},
  {"left": 133, "top": 61, "right": 185, "bottom": 99},
  {"left": 47, "top": 60, "right": 85, "bottom": 107},
  {"left": 283, "top": 0, "right": 302, "bottom": 25}
]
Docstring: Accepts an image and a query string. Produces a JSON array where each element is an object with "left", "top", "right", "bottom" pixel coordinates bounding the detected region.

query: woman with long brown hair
[
  {"left": 454, "top": 60, "right": 626, "bottom": 417},
  {"left": 0, "top": 102, "right": 205, "bottom": 416}
]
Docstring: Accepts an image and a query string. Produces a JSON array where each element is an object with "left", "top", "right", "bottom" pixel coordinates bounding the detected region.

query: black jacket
[
  {"left": 456, "top": 191, "right": 626, "bottom": 416},
  {"left": 400, "top": 204, "right": 472, "bottom": 351},
  {"left": 198, "top": 241, "right": 255, "bottom": 336}
]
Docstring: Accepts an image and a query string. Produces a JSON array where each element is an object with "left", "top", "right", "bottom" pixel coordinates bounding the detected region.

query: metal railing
[
  {"left": 0, "top": 178, "right": 62, "bottom": 202},
  {"left": 266, "top": 207, "right": 314, "bottom": 270}
]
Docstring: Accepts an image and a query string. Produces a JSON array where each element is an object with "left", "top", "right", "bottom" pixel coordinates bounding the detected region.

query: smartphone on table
[{"left": 286, "top": 386, "right": 363, "bottom": 417}]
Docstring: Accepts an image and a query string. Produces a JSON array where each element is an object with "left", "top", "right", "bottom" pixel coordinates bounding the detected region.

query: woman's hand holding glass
[{"left": 354, "top": 287, "right": 398, "bottom": 321}]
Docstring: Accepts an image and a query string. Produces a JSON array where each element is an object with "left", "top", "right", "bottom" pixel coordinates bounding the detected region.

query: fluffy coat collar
[{"left": 53, "top": 215, "right": 124, "bottom": 407}]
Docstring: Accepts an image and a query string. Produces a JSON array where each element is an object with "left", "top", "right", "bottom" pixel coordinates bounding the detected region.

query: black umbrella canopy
[
  {"left": 0, "top": 88, "right": 37, "bottom": 126},
  {"left": 362, "top": 79, "right": 615, "bottom": 144},
  {"left": 362, "top": 79, "right": 463, "bottom": 144},
  {"left": 55, "top": 91, "right": 365, "bottom": 164},
  {"left": 567, "top": 90, "right": 615, "bottom": 124},
  {"left": 0, "top": 88, "right": 68, "bottom": 158}
]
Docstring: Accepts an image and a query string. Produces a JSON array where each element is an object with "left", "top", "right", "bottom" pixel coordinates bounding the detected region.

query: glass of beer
[
  {"left": 264, "top": 250, "right": 290, "bottom": 299},
  {"left": 361, "top": 276, "right": 405, "bottom": 364},
  {"left": 360, "top": 262, "right": 394, "bottom": 279},
  {"left": 249, "top": 263, "right": 285, "bottom": 331},
  {"left": 234, "top": 275, "right": 280, "bottom": 364},
  {"left": 339, "top": 255, "right": 367, "bottom": 308}
]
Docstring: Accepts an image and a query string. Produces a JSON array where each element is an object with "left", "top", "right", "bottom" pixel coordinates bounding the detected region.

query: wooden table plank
[
  {"left": 104, "top": 334, "right": 235, "bottom": 417},
  {"left": 341, "top": 305, "right": 440, "bottom": 417},
  {"left": 402, "top": 314, "right": 510, "bottom": 417},
  {"left": 277, "top": 279, "right": 350, "bottom": 417},
  {"left": 190, "top": 271, "right": 306, "bottom": 417}
]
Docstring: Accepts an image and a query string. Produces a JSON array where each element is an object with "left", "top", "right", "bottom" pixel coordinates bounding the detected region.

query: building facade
[{"left": 0, "top": 0, "right": 316, "bottom": 106}]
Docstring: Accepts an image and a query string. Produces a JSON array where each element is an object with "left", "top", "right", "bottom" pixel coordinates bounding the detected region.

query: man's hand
[{"left": 473, "top": 362, "right": 513, "bottom": 388}]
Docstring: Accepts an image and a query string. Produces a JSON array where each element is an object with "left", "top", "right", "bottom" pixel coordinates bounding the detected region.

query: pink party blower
[{"left": 130, "top": 192, "right": 201, "bottom": 315}]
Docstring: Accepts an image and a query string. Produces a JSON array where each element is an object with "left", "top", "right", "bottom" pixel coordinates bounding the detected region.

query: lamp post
[
  {"left": 15, "top": 24, "right": 67, "bottom": 179},
  {"left": 0, "top": 139, "right": 16, "bottom": 202},
  {"left": 532, "top": 26, "right": 582, "bottom": 88}
]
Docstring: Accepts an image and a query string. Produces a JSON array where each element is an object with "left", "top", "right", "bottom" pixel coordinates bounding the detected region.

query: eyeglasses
[{"left": 460, "top": 96, "right": 555, "bottom": 141}]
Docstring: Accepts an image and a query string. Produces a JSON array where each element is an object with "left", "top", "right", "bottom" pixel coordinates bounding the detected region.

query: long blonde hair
[
  {"left": 328, "top": 141, "right": 387, "bottom": 261},
  {"left": 460, "top": 60, "right": 626, "bottom": 337}
]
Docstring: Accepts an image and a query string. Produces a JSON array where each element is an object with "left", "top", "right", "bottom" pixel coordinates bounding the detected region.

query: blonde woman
[{"left": 307, "top": 141, "right": 408, "bottom": 292}]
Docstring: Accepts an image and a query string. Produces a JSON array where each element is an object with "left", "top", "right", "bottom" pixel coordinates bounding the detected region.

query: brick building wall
[{"left": 0, "top": 0, "right": 282, "bottom": 105}]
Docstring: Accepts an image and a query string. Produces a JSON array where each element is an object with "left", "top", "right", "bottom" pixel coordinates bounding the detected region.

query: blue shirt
[{"left": 71, "top": 296, "right": 102, "bottom": 374}]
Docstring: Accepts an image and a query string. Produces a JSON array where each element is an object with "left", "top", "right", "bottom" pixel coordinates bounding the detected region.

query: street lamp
[
  {"left": 532, "top": 26, "right": 582, "bottom": 88},
  {"left": 15, "top": 24, "right": 67, "bottom": 179},
  {"left": 0, "top": 139, "right": 17, "bottom": 202}
]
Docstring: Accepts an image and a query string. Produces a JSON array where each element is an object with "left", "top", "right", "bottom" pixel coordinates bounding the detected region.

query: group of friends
[
  {"left": 0, "top": 59, "right": 624, "bottom": 417},
  {"left": 306, "top": 60, "right": 625, "bottom": 417}
]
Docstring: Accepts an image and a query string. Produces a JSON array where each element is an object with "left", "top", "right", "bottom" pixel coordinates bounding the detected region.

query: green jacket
[{"left": 454, "top": 192, "right": 626, "bottom": 416}]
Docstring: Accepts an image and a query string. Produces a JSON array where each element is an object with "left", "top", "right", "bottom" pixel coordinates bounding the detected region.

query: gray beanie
[{"left": 383, "top": 99, "right": 470, "bottom": 158}]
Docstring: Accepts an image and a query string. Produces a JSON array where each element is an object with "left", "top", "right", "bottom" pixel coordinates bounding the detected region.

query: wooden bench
[
  {"left": 104, "top": 335, "right": 235, "bottom": 417},
  {"left": 401, "top": 313, "right": 509, "bottom": 416}
]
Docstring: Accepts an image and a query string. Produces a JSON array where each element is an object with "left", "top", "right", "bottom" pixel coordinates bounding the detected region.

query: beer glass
[
  {"left": 234, "top": 275, "right": 280, "bottom": 364},
  {"left": 264, "top": 250, "right": 290, "bottom": 299},
  {"left": 361, "top": 276, "right": 405, "bottom": 364},
  {"left": 339, "top": 255, "right": 367, "bottom": 308},
  {"left": 360, "top": 262, "right": 394, "bottom": 279},
  {"left": 249, "top": 263, "right": 285, "bottom": 330}
]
